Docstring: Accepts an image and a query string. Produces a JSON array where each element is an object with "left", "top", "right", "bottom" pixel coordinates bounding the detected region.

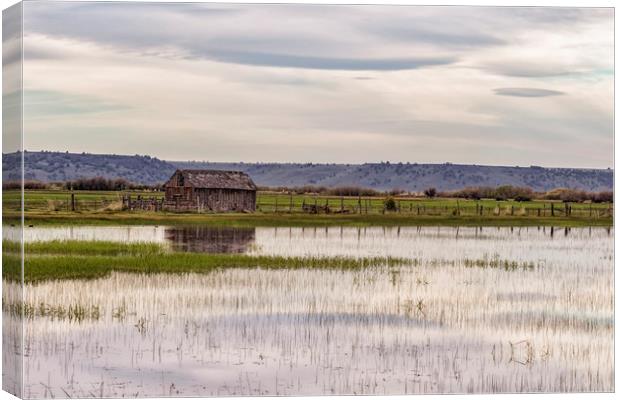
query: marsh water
[{"left": 2, "top": 225, "right": 614, "bottom": 396}]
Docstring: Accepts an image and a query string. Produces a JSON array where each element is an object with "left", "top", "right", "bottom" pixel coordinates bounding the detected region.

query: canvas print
[{"left": 1, "top": 1, "right": 614, "bottom": 398}]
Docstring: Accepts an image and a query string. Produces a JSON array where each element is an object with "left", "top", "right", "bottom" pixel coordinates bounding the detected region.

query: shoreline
[{"left": 3, "top": 211, "right": 613, "bottom": 228}]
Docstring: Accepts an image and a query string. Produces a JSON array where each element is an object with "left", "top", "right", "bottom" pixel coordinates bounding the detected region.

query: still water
[
  {"left": 2, "top": 225, "right": 614, "bottom": 396},
  {"left": 5, "top": 224, "right": 614, "bottom": 259}
]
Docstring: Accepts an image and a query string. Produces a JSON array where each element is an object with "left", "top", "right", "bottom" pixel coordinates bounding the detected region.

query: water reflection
[
  {"left": 5, "top": 225, "right": 613, "bottom": 259},
  {"left": 164, "top": 226, "right": 255, "bottom": 253}
]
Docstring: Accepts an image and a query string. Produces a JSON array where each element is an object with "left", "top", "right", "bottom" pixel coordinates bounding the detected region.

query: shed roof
[{"left": 166, "top": 169, "right": 257, "bottom": 191}]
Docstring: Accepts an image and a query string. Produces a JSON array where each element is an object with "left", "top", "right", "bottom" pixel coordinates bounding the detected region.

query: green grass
[
  {"left": 3, "top": 189, "right": 613, "bottom": 212},
  {"left": 2, "top": 189, "right": 612, "bottom": 227},
  {"left": 3, "top": 239, "right": 164, "bottom": 256},
  {"left": 3, "top": 252, "right": 410, "bottom": 283},
  {"left": 2, "top": 239, "right": 538, "bottom": 283},
  {"left": 2, "top": 210, "right": 612, "bottom": 228},
  {"left": 257, "top": 192, "right": 611, "bottom": 211}
]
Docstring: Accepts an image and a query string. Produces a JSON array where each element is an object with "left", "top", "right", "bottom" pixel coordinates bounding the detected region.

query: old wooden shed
[{"left": 163, "top": 169, "right": 257, "bottom": 212}]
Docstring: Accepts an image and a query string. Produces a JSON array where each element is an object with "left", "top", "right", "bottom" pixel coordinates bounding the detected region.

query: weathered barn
[{"left": 163, "top": 169, "right": 257, "bottom": 212}]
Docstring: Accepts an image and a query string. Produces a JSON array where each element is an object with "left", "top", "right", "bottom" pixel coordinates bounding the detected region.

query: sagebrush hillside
[
  {"left": 2, "top": 151, "right": 613, "bottom": 192},
  {"left": 175, "top": 161, "right": 613, "bottom": 192},
  {"left": 3, "top": 151, "right": 176, "bottom": 185}
]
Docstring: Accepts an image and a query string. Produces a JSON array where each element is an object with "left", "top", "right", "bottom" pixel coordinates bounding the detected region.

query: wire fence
[
  {"left": 3, "top": 192, "right": 613, "bottom": 218},
  {"left": 255, "top": 195, "right": 613, "bottom": 218}
]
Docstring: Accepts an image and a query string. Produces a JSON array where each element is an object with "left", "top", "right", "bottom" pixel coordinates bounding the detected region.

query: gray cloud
[
  {"left": 365, "top": 24, "right": 505, "bottom": 49},
  {"left": 493, "top": 88, "right": 566, "bottom": 98},
  {"left": 22, "top": 3, "right": 611, "bottom": 76},
  {"left": 23, "top": 2, "right": 458, "bottom": 70},
  {"left": 504, "top": 7, "right": 611, "bottom": 25},
  {"left": 206, "top": 50, "right": 455, "bottom": 71},
  {"left": 484, "top": 63, "right": 577, "bottom": 78},
  {"left": 18, "top": 3, "right": 613, "bottom": 168}
]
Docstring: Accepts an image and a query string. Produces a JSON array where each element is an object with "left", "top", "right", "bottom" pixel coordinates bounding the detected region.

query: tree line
[
  {"left": 3, "top": 177, "right": 161, "bottom": 191},
  {"left": 3, "top": 179, "right": 613, "bottom": 203}
]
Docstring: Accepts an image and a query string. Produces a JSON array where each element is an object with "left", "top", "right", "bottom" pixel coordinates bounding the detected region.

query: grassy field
[
  {"left": 3, "top": 189, "right": 614, "bottom": 211},
  {"left": 1, "top": 189, "right": 613, "bottom": 227}
]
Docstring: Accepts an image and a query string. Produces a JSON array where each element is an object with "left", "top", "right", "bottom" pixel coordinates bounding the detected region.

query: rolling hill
[{"left": 2, "top": 151, "right": 613, "bottom": 192}]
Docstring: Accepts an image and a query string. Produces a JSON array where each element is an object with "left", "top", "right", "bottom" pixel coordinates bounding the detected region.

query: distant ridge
[
  {"left": 3, "top": 151, "right": 176, "bottom": 186},
  {"left": 2, "top": 151, "right": 613, "bottom": 192}
]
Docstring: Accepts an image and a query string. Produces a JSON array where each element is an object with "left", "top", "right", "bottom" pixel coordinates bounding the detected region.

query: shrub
[
  {"left": 327, "top": 186, "right": 380, "bottom": 197},
  {"left": 384, "top": 197, "right": 397, "bottom": 211},
  {"left": 544, "top": 188, "right": 588, "bottom": 202},
  {"left": 423, "top": 187, "right": 437, "bottom": 198},
  {"left": 64, "top": 177, "right": 139, "bottom": 191},
  {"left": 446, "top": 185, "right": 533, "bottom": 201},
  {"left": 592, "top": 191, "right": 613, "bottom": 203},
  {"left": 257, "top": 185, "right": 380, "bottom": 197},
  {"left": 3, "top": 180, "right": 49, "bottom": 190},
  {"left": 388, "top": 188, "right": 406, "bottom": 196},
  {"left": 2, "top": 181, "right": 21, "bottom": 190},
  {"left": 514, "top": 194, "right": 532, "bottom": 202}
]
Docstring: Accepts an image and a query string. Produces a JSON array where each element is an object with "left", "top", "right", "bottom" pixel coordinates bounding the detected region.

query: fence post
[
  {"left": 551, "top": 203, "right": 555, "bottom": 217},
  {"left": 289, "top": 192, "right": 293, "bottom": 213},
  {"left": 340, "top": 196, "right": 344, "bottom": 212},
  {"left": 71, "top": 193, "right": 76, "bottom": 212},
  {"left": 275, "top": 195, "right": 278, "bottom": 213},
  {"left": 358, "top": 195, "right": 362, "bottom": 214}
]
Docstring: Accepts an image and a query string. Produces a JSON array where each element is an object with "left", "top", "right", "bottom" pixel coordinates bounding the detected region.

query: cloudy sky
[{"left": 14, "top": 2, "right": 615, "bottom": 167}]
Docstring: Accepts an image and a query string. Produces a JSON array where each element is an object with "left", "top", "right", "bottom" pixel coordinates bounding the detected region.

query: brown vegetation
[
  {"left": 441, "top": 185, "right": 612, "bottom": 203},
  {"left": 257, "top": 185, "right": 381, "bottom": 197}
]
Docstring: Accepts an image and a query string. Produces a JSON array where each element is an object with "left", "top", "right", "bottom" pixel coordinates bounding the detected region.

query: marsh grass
[
  {"left": 3, "top": 301, "right": 101, "bottom": 322},
  {"left": 4, "top": 240, "right": 539, "bottom": 282},
  {"left": 4, "top": 239, "right": 164, "bottom": 256},
  {"left": 3, "top": 240, "right": 412, "bottom": 282}
]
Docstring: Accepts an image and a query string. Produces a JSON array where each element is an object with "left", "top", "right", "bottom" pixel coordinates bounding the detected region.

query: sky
[{"left": 8, "top": 2, "right": 615, "bottom": 167}]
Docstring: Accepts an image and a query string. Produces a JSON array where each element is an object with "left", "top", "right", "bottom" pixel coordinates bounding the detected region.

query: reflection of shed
[
  {"left": 164, "top": 226, "right": 256, "bottom": 253},
  {"left": 163, "top": 169, "right": 256, "bottom": 212}
]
